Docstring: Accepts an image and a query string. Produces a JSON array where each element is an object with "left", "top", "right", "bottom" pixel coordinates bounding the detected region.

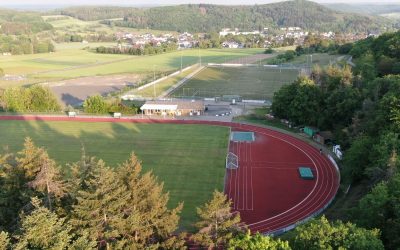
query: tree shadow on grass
[{"left": 0, "top": 118, "right": 225, "bottom": 232}]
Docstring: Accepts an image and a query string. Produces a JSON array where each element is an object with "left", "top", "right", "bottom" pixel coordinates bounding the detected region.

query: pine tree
[
  {"left": 16, "top": 138, "right": 46, "bottom": 179},
  {"left": 192, "top": 190, "right": 244, "bottom": 249},
  {"left": 0, "top": 142, "right": 38, "bottom": 231},
  {"left": 115, "top": 153, "right": 183, "bottom": 248},
  {"left": 14, "top": 197, "right": 72, "bottom": 250},
  {"left": 28, "top": 151, "right": 66, "bottom": 211},
  {"left": 70, "top": 162, "right": 129, "bottom": 248},
  {"left": 0, "top": 231, "right": 10, "bottom": 250}
]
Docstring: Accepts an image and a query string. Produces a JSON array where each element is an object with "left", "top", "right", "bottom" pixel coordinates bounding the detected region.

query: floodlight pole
[
  {"left": 198, "top": 47, "right": 202, "bottom": 67},
  {"left": 153, "top": 65, "right": 156, "bottom": 99},
  {"left": 180, "top": 50, "right": 183, "bottom": 71}
]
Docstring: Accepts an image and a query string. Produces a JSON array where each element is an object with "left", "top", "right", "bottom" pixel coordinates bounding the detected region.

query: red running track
[{"left": 0, "top": 115, "right": 340, "bottom": 234}]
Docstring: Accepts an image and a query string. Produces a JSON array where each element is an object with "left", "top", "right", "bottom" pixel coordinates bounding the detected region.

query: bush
[
  {"left": 0, "top": 85, "right": 61, "bottom": 112},
  {"left": 83, "top": 96, "right": 138, "bottom": 114},
  {"left": 264, "top": 48, "right": 274, "bottom": 54},
  {"left": 83, "top": 95, "right": 108, "bottom": 114}
]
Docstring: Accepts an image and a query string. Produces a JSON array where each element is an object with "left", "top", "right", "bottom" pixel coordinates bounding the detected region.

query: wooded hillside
[{"left": 57, "top": 1, "right": 394, "bottom": 33}]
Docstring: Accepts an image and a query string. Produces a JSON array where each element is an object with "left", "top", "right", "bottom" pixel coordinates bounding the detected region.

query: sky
[{"left": 1, "top": 0, "right": 399, "bottom": 6}]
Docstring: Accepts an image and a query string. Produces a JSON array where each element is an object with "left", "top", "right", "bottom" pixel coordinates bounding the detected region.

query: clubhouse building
[{"left": 140, "top": 100, "right": 205, "bottom": 116}]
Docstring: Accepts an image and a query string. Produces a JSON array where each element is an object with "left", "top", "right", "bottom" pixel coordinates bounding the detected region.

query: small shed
[
  {"left": 314, "top": 131, "right": 333, "bottom": 145},
  {"left": 304, "top": 126, "right": 319, "bottom": 137}
]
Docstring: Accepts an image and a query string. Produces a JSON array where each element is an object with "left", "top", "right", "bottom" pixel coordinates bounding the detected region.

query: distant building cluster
[
  {"left": 177, "top": 32, "right": 197, "bottom": 49},
  {"left": 217, "top": 26, "right": 375, "bottom": 48},
  {"left": 219, "top": 28, "right": 261, "bottom": 37},
  {"left": 114, "top": 31, "right": 199, "bottom": 50}
]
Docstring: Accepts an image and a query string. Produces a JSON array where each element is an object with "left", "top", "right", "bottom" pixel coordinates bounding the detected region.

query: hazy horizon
[{"left": 1, "top": 0, "right": 400, "bottom": 9}]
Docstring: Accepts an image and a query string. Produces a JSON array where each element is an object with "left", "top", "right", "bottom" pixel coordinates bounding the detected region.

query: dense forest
[
  {"left": 58, "top": 1, "right": 393, "bottom": 33},
  {"left": 271, "top": 31, "right": 400, "bottom": 249},
  {"left": 0, "top": 9, "right": 54, "bottom": 55},
  {"left": 0, "top": 9, "right": 52, "bottom": 35},
  {"left": 325, "top": 3, "right": 400, "bottom": 15}
]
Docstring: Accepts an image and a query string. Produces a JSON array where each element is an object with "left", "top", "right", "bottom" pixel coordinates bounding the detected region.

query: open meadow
[
  {"left": 0, "top": 120, "right": 230, "bottom": 230},
  {"left": 0, "top": 47, "right": 264, "bottom": 88},
  {"left": 169, "top": 66, "right": 299, "bottom": 100}
]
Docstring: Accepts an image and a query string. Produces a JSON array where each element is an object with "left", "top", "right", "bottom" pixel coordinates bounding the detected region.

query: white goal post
[{"left": 226, "top": 152, "right": 239, "bottom": 169}]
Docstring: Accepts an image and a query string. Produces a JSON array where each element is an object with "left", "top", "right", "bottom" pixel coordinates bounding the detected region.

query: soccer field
[
  {"left": 169, "top": 66, "right": 299, "bottom": 100},
  {"left": 0, "top": 120, "right": 229, "bottom": 230}
]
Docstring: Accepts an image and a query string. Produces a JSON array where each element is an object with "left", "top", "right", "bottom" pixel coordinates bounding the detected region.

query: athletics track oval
[{"left": 0, "top": 116, "right": 340, "bottom": 234}]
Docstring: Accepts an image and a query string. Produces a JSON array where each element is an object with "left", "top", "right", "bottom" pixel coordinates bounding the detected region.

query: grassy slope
[
  {"left": 169, "top": 66, "right": 299, "bottom": 100},
  {"left": 0, "top": 120, "right": 229, "bottom": 230}
]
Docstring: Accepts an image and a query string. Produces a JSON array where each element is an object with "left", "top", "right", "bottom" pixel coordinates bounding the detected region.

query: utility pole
[
  {"left": 198, "top": 47, "right": 202, "bottom": 67},
  {"left": 180, "top": 50, "right": 183, "bottom": 71},
  {"left": 153, "top": 65, "right": 156, "bottom": 99}
]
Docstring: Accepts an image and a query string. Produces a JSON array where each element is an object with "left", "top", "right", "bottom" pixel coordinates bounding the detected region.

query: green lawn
[
  {"left": 262, "top": 53, "right": 348, "bottom": 67},
  {"left": 0, "top": 48, "right": 263, "bottom": 84},
  {"left": 169, "top": 66, "right": 299, "bottom": 100},
  {"left": 287, "top": 53, "right": 348, "bottom": 66},
  {"left": 33, "top": 48, "right": 263, "bottom": 79},
  {"left": 0, "top": 120, "right": 229, "bottom": 230}
]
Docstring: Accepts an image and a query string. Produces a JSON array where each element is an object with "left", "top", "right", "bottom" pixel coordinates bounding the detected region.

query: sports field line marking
[
  {"left": 249, "top": 161, "right": 313, "bottom": 165},
  {"left": 244, "top": 142, "right": 248, "bottom": 210},
  {"left": 247, "top": 130, "right": 336, "bottom": 231},
  {"left": 250, "top": 142, "right": 254, "bottom": 211},
  {"left": 0, "top": 116, "right": 338, "bottom": 233},
  {"left": 250, "top": 147, "right": 336, "bottom": 231},
  {"left": 242, "top": 142, "right": 246, "bottom": 210},
  {"left": 251, "top": 167, "right": 303, "bottom": 170},
  {"left": 247, "top": 142, "right": 254, "bottom": 211},
  {"left": 234, "top": 141, "right": 240, "bottom": 210},
  {"left": 246, "top": 129, "right": 319, "bottom": 227},
  {"left": 241, "top": 142, "right": 244, "bottom": 210}
]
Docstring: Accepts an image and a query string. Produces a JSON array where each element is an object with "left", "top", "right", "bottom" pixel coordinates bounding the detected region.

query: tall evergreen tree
[
  {"left": 16, "top": 138, "right": 46, "bottom": 179},
  {"left": 28, "top": 152, "right": 66, "bottom": 211},
  {"left": 70, "top": 162, "right": 129, "bottom": 248},
  {"left": 0, "top": 139, "right": 43, "bottom": 231},
  {"left": 115, "top": 153, "right": 183, "bottom": 248},
  {"left": 0, "top": 231, "right": 10, "bottom": 250},
  {"left": 192, "top": 190, "right": 243, "bottom": 249},
  {"left": 14, "top": 197, "right": 72, "bottom": 250}
]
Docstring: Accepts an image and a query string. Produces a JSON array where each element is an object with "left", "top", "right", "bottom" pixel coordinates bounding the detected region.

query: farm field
[
  {"left": 0, "top": 47, "right": 264, "bottom": 87},
  {"left": 0, "top": 120, "right": 230, "bottom": 230},
  {"left": 169, "top": 66, "right": 299, "bottom": 100}
]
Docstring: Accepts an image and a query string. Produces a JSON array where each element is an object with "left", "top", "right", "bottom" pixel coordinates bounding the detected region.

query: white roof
[{"left": 140, "top": 104, "right": 178, "bottom": 111}]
